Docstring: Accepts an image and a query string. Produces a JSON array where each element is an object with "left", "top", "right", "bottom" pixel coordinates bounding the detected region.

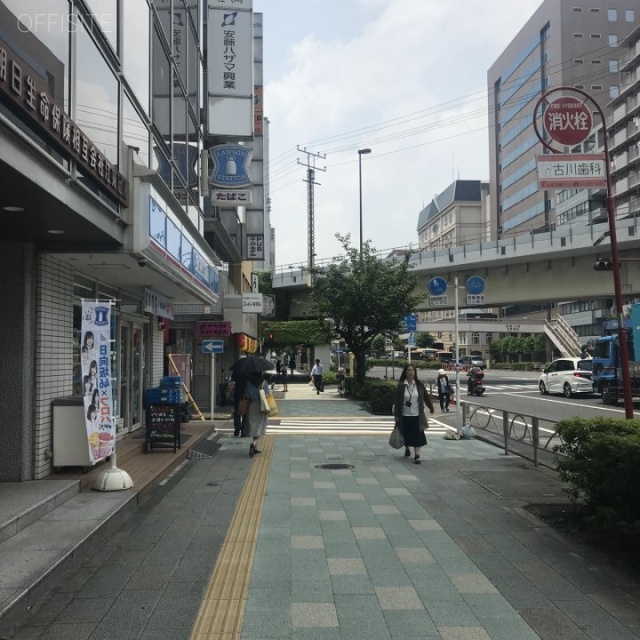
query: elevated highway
[{"left": 272, "top": 218, "right": 640, "bottom": 311}]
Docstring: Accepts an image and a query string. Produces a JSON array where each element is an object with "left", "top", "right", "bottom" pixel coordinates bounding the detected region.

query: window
[
  {"left": 626, "top": 10, "right": 635, "bottom": 22},
  {"left": 590, "top": 7, "right": 600, "bottom": 11},
  {"left": 591, "top": 34, "right": 601, "bottom": 39},
  {"left": 592, "top": 84, "right": 602, "bottom": 90},
  {"left": 609, "top": 34, "right": 619, "bottom": 47},
  {"left": 608, "top": 8, "right": 618, "bottom": 21},
  {"left": 572, "top": 6, "right": 582, "bottom": 11},
  {"left": 610, "top": 59, "right": 619, "bottom": 73},
  {"left": 575, "top": 84, "right": 584, "bottom": 88},
  {"left": 592, "top": 59, "right": 602, "bottom": 64},
  {"left": 471, "top": 333, "right": 480, "bottom": 345},
  {"left": 573, "top": 33, "right": 583, "bottom": 38},
  {"left": 574, "top": 58, "right": 584, "bottom": 63},
  {"left": 610, "top": 85, "right": 620, "bottom": 98}
]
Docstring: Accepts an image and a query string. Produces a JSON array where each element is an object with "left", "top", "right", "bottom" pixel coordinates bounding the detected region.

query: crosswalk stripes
[{"left": 264, "top": 417, "right": 452, "bottom": 436}]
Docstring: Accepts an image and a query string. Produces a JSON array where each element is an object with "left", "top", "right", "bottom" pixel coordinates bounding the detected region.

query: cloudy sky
[{"left": 253, "top": 0, "right": 544, "bottom": 267}]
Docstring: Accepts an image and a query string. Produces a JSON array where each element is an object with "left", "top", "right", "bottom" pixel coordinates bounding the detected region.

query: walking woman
[
  {"left": 436, "top": 369, "right": 452, "bottom": 412},
  {"left": 393, "top": 364, "right": 434, "bottom": 464},
  {"left": 245, "top": 372, "right": 271, "bottom": 457}
]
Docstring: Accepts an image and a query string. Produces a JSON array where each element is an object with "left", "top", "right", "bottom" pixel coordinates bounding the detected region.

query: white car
[{"left": 538, "top": 357, "right": 593, "bottom": 398}]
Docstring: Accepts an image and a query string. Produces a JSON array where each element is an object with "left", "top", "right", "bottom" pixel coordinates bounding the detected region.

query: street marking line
[{"left": 190, "top": 435, "right": 274, "bottom": 640}]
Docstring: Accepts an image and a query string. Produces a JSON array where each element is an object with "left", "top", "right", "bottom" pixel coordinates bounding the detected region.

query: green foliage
[
  {"left": 415, "top": 332, "right": 436, "bottom": 348},
  {"left": 364, "top": 378, "right": 397, "bottom": 415},
  {"left": 371, "top": 334, "right": 386, "bottom": 355},
  {"left": 309, "top": 235, "right": 422, "bottom": 384},
  {"left": 555, "top": 417, "right": 640, "bottom": 531},
  {"left": 261, "top": 319, "right": 332, "bottom": 346},
  {"left": 489, "top": 334, "right": 546, "bottom": 363}
]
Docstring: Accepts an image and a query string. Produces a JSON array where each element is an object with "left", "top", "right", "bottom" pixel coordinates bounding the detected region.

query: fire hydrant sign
[
  {"left": 536, "top": 153, "right": 607, "bottom": 189},
  {"left": 543, "top": 97, "right": 592, "bottom": 146}
]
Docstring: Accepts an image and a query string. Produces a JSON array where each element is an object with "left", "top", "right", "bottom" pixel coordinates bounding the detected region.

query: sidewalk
[{"left": 3, "top": 390, "right": 640, "bottom": 639}]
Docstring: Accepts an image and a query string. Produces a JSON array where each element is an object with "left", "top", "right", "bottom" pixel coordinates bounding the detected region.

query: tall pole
[
  {"left": 297, "top": 147, "right": 326, "bottom": 276},
  {"left": 454, "top": 277, "right": 461, "bottom": 431},
  {"left": 358, "top": 148, "right": 371, "bottom": 257},
  {"left": 533, "top": 87, "right": 633, "bottom": 418}
]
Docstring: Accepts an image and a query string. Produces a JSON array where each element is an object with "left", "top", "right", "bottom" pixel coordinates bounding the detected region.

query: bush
[
  {"left": 555, "top": 417, "right": 640, "bottom": 531},
  {"left": 362, "top": 378, "right": 397, "bottom": 415}
]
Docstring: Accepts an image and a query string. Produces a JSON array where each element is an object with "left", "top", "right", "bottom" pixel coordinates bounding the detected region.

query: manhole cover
[{"left": 315, "top": 463, "right": 354, "bottom": 470}]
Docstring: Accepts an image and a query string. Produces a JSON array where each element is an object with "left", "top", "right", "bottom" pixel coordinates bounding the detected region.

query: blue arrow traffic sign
[{"left": 202, "top": 339, "right": 224, "bottom": 354}]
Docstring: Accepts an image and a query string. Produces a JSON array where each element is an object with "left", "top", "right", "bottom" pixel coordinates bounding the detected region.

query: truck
[{"left": 591, "top": 305, "right": 640, "bottom": 405}]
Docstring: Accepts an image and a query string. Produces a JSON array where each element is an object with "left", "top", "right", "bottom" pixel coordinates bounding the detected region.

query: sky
[{"left": 252, "top": 0, "right": 544, "bottom": 268}]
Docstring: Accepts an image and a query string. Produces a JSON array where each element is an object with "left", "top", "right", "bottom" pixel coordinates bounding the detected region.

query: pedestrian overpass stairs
[{"left": 544, "top": 314, "right": 583, "bottom": 358}]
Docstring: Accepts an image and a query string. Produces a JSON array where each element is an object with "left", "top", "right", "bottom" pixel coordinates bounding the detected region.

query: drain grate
[
  {"left": 187, "top": 439, "right": 221, "bottom": 460},
  {"left": 315, "top": 463, "right": 354, "bottom": 470}
]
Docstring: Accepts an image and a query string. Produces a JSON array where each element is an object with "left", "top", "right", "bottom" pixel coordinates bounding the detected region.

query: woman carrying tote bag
[
  {"left": 245, "top": 372, "right": 271, "bottom": 458},
  {"left": 393, "top": 364, "right": 434, "bottom": 464}
]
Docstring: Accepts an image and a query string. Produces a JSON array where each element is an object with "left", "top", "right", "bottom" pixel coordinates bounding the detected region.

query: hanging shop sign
[
  {"left": 143, "top": 288, "right": 174, "bottom": 319},
  {"left": 195, "top": 321, "right": 232, "bottom": 338},
  {"left": 0, "top": 37, "right": 129, "bottom": 206},
  {"left": 209, "top": 144, "right": 253, "bottom": 188},
  {"left": 211, "top": 189, "right": 252, "bottom": 205},
  {"left": 236, "top": 333, "right": 258, "bottom": 353},
  {"left": 81, "top": 301, "right": 115, "bottom": 463}
]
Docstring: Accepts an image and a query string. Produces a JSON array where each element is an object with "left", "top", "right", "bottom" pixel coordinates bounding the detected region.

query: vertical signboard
[
  {"left": 207, "top": 0, "right": 254, "bottom": 137},
  {"left": 81, "top": 301, "right": 115, "bottom": 462}
]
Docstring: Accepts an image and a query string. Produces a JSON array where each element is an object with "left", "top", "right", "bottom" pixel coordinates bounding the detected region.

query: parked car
[
  {"left": 470, "top": 357, "right": 485, "bottom": 369},
  {"left": 538, "top": 357, "right": 593, "bottom": 398}
]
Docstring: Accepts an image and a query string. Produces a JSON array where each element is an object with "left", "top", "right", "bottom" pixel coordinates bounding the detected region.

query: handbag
[
  {"left": 259, "top": 388, "right": 270, "bottom": 413},
  {"left": 266, "top": 392, "right": 278, "bottom": 417},
  {"left": 238, "top": 395, "right": 250, "bottom": 416},
  {"left": 389, "top": 425, "right": 404, "bottom": 449}
]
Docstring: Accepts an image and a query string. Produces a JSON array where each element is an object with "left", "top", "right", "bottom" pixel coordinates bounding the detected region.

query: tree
[
  {"left": 310, "top": 235, "right": 422, "bottom": 383},
  {"left": 415, "top": 332, "right": 436, "bottom": 349}
]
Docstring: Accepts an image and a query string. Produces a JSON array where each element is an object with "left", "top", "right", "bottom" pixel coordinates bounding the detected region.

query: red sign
[
  {"left": 543, "top": 97, "right": 592, "bottom": 146},
  {"left": 195, "top": 321, "right": 231, "bottom": 338}
]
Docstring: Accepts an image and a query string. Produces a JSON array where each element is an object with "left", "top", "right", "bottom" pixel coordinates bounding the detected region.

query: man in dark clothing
[{"left": 231, "top": 370, "right": 249, "bottom": 436}]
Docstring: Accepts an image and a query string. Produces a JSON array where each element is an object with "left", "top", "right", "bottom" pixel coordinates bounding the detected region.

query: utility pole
[{"left": 297, "top": 147, "right": 326, "bottom": 277}]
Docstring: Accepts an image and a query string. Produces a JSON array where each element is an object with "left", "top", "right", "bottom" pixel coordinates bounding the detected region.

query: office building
[
  {"left": 0, "top": 0, "right": 268, "bottom": 482},
  {"left": 488, "top": 0, "right": 635, "bottom": 239}
]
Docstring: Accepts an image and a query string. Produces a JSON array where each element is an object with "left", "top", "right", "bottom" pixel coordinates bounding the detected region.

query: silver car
[{"left": 538, "top": 358, "right": 593, "bottom": 398}]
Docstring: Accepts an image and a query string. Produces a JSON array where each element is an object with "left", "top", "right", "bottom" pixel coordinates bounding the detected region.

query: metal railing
[{"left": 461, "top": 401, "right": 563, "bottom": 467}]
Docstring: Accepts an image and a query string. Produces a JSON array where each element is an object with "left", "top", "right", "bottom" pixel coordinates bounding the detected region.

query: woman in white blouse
[{"left": 393, "top": 364, "right": 435, "bottom": 464}]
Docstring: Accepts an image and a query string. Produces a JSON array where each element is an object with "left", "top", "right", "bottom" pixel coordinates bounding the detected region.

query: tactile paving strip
[{"left": 190, "top": 435, "right": 274, "bottom": 640}]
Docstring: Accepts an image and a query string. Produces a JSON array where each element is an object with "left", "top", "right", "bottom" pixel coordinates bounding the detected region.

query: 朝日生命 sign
[{"left": 536, "top": 154, "right": 607, "bottom": 189}]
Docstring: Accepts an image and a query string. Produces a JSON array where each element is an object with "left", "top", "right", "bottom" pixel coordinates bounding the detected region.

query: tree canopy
[{"left": 310, "top": 235, "right": 423, "bottom": 383}]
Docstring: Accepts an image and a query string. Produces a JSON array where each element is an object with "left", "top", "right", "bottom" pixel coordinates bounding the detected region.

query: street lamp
[{"left": 358, "top": 148, "right": 372, "bottom": 256}]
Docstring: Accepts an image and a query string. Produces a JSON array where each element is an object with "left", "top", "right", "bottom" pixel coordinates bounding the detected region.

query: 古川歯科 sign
[{"left": 536, "top": 154, "right": 607, "bottom": 189}]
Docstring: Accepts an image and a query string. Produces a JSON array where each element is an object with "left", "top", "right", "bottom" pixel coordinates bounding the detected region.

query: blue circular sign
[
  {"left": 428, "top": 277, "right": 447, "bottom": 296},
  {"left": 466, "top": 275, "right": 486, "bottom": 295}
]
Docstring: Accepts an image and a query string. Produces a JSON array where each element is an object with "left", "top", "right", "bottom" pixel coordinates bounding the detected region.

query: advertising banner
[{"left": 81, "top": 301, "right": 115, "bottom": 462}]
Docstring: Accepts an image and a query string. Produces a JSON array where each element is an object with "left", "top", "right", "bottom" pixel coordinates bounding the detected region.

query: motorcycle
[{"left": 467, "top": 372, "right": 486, "bottom": 396}]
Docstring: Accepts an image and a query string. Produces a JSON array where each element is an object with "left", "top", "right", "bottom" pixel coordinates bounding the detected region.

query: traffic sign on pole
[{"left": 202, "top": 339, "right": 224, "bottom": 354}]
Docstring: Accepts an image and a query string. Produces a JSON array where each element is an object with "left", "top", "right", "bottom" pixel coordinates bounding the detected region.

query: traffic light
[{"left": 593, "top": 259, "right": 618, "bottom": 271}]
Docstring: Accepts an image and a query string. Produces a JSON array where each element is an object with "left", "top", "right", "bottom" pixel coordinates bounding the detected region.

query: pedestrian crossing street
[{"left": 265, "top": 416, "right": 454, "bottom": 436}]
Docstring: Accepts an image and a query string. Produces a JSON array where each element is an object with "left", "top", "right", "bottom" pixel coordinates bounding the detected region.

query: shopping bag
[
  {"left": 266, "top": 392, "right": 278, "bottom": 417},
  {"left": 258, "top": 389, "right": 270, "bottom": 413},
  {"left": 388, "top": 426, "right": 404, "bottom": 449}
]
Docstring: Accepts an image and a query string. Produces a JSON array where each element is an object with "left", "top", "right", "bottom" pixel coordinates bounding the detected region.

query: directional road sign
[
  {"left": 202, "top": 339, "right": 224, "bottom": 354},
  {"left": 404, "top": 314, "right": 417, "bottom": 332}
]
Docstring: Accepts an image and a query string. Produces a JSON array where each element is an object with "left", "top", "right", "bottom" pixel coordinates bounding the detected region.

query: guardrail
[{"left": 460, "top": 400, "right": 563, "bottom": 467}]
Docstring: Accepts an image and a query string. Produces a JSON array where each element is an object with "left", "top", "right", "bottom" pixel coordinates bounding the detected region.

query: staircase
[{"left": 544, "top": 314, "right": 583, "bottom": 358}]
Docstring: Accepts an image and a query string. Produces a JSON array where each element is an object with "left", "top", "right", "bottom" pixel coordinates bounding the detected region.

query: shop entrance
[{"left": 119, "top": 321, "right": 145, "bottom": 433}]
